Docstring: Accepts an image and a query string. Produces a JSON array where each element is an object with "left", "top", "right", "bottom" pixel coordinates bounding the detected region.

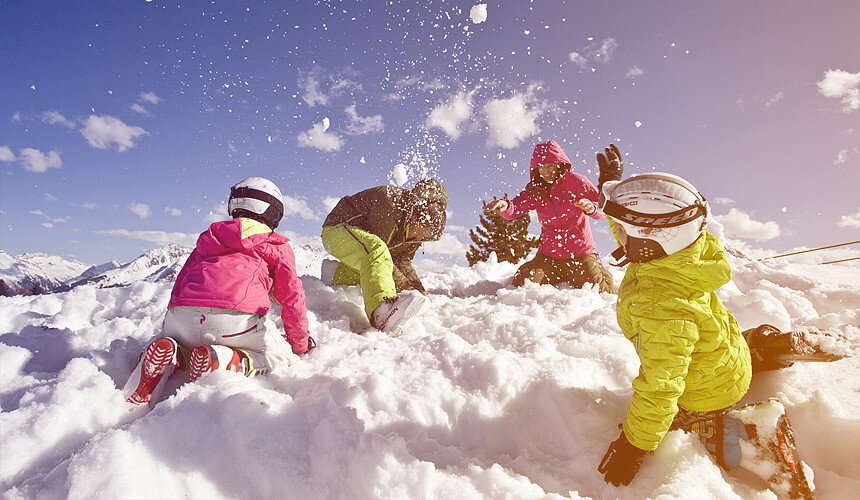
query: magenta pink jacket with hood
[
  {"left": 499, "top": 140, "right": 603, "bottom": 259},
  {"left": 168, "top": 218, "right": 310, "bottom": 354}
]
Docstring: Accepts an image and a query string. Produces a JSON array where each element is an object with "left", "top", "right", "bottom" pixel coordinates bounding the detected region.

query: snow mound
[{"left": 0, "top": 243, "right": 858, "bottom": 499}]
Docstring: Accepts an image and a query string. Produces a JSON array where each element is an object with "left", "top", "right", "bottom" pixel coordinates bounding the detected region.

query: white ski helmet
[
  {"left": 599, "top": 172, "right": 709, "bottom": 264},
  {"left": 228, "top": 177, "right": 285, "bottom": 229}
]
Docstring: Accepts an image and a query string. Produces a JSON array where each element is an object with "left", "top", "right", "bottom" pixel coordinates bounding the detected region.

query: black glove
[
  {"left": 598, "top": 431, "right": 647, "bottom": 486},
  {"left": 305, "top": 336, "right": 317, "bottom": 354},
  {"left": 597, "top": 144, "right": 623, "bottom": 192}
]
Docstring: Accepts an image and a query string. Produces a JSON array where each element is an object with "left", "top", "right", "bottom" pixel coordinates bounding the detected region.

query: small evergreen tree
[
  {"left": 32, "top": 281, "right": 44, "bottom": 295},
  {"left": 466, "top": 200, "right": 540, "bottom": 266},
  {"left": 0, "top": 279, "right": 11, "bottom": 297}
]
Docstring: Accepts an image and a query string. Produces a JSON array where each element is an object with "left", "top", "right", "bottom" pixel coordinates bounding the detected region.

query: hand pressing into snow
[{"left": 575, "top": 198, "right": 596, "bottom": 215}]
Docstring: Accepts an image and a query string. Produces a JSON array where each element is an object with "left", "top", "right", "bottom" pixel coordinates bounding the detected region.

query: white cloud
[
  {"left": 834, "top": 148, "right": 853, "bottom": 166},
  {"left": 422, "top": 233, "right": 468, "bottom": 256},
  {"left": 570, "top": 38, "right": 619, "bottom": 69},
  {"left": 713, "top": 208, "right": 780, "bottom": 241},
  {"left": 97, "top": 229, "right": 197, "bottom": 247},
  {"left": 128, "top": 202, "right": 152, "bottom": 219},
  {"left": 164, "top": 207, "right": 182, "bottom": 216},
  {"left": 765, "top": 92, "right": 785, "bottom": 106},
  {"left": 0, "top": 145, "right": 15, "bottom": 162},
  {"left": 590, "top": 37, "right": 618, "bottom": 62},
  {"left": 837, "top": 208, "right": 860, "bottom": 228},
  {"left": 322, "top": 196, "right": 341, "bottom": 213},
  {"left": 80, "top": 114, "right": 148, "bottom": 151},
  {"left": 138, "top": 91, "right": 163, "bottom": 104},
  {"left": 469, "top": 4, "right": 488, "bottom": 24},
  {"left": 298, "top": 73, "right": 329, "bottom": 107},
  {"left": 568, "top": 52, "right": 588, "bottom": 69},
  {"left": 206, "top": 201, "right": 229, "bottom": 223},
  {"left": 19, "top": 148, "right": 62, "bottom": 173},
  {"left": 626, "top": 66, "right": 644, "bottom": 78},
  {"left": 73, "top": 202, "right": 98, "bottom": 210},
  {"left": 816, "top": 69, "right": 860, "bottom": 112},
  {"left": 130, "top": 103, "right": 149, "bottom": 115},
  {"left": 282, "top": 195, "right": 318, "bottom": 220},
  {"left": 297, "top": 117, "right": 344, "bottom": 152},
  {"left": 426, "top": 91, "right": 474, "bottom": 140},
  {"left": 712, "top": 197, "right": 735, "bottom": 205},
  {"left": 44, "top": 193, "right": 57, "bottom": 202},
  {"left": 344, "top": 105, "right": 383, "bottom": 135},
  {"left": 41, "top": 110, "right": 76, "bottom": 128},
  {"left": 483, "top": 86, "right": 548, "bottom": 149},
  {"left": 12, "top": 112, "right": 21, "bottom": 123}
]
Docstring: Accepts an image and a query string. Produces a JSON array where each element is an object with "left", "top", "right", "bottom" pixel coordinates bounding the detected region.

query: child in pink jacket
[
  {"left": 123, "top": 177, "right": 313, "bottom": 407},
  {"left": 486, "top": 140, "right": 613, "bottom": 292}
]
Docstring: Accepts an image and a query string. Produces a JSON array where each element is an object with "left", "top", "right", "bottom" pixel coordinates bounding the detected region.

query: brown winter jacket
[{"left": 323, "top": 179, "right": 448, "bottom": 292}]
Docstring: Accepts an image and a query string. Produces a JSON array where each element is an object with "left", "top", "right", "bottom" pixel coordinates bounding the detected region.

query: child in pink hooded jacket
[
  {"left": 123, "top": 177, "right": 313, "bottom": 407},
  {"left": 486, "top": 140, "right": 613, "bottom": 292}
]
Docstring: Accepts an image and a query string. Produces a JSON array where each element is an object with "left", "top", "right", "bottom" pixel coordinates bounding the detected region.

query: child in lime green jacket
[{"left": 593, "top": 149, "right": 819, "bottom": 499}]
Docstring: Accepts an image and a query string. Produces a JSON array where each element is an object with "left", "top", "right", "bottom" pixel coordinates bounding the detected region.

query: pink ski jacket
[
  {"left": 499, "top": 140, "right": 603, "bottom": 259},
  {"left": 169, "top": 218, "right": 310, "bottom": 354}
]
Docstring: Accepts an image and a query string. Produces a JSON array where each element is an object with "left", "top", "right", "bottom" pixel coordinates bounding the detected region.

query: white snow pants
[{"left": 163, "top": 306, "right": 296, "bottom": 375}]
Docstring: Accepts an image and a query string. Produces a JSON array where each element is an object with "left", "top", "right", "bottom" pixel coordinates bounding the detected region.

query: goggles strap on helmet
[{"left": 601, "top": 199, "right": 707, "bottom": 229}]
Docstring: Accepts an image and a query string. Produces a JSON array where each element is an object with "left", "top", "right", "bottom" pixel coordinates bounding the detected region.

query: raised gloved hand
[
  {"left": 597, "top": 144, "right": 623, "bottom": 192},
  {"left": 598, "top": 431, "right": 647, "bottom": 486},
  {"left": 483, "top": 195, "right": 509, "bottom": 214}
]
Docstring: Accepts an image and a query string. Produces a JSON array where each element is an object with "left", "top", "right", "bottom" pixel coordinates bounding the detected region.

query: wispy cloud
[
  {"left": 298, "top": 67, "right": 363, "bottom": 108},
  {"left": 19, "top": 148, "right": 62, "bottom": 173},
  {"left": 483, "top": 84, "right": 549, "bottom": 149},
  {"left": 128, "top": 202, "right": 152, "bottom": 219},
  {"left": 130, "top": 103, "right": 149, "bottom": 115},
  {"left": 568, "top": 52, "right": 588, "bottom": 69},
  {"left": 817, "top": 69, "right": 860, "bottom": 112},
  {"left": 837, "top": 208, "right": 860, "bottom": 228},
  {"left": 80, "top": 114, "right": 148, "bottom": 151},
  {"left": 765, "top": 92, "right": 785, "bottom": 106},
  {"left": 344, "top": 105, "right": 383, "bottom": 135},
  {"left": 0, "top": 145, "right": 15, "bottom": 162},
  {"left": 570, "top": 37, "right": 618, "bottom": 69},
  {"left": 713, "top": 208, "right": 780, "bottom": 241},
  {"left": 164, "top": 207, "right": 182, "bottom": 216},
  {"left": 297, "top": 117, "right": 344, "bottom": 152},
  {"left": 426, "top": 91, "right": 474, "bottom": 140},
  {"left": 138, "top": 91, "right": 163, "bottom": 104},
  {"left": 97, "top": 229, "right": 197, "bottom": 247},
  {"left": 41, "top": 110, "right": 76, "bottom": 128},
  {"left": 626, "top": 66, "right": 644, "bottom": 78}
]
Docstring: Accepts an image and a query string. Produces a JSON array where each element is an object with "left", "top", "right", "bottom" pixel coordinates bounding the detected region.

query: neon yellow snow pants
[{"left": 321, "top": 224, "right": 397, "bottom": 318}]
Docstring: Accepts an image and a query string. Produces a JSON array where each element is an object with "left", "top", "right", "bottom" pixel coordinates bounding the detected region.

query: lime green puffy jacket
[{"left": 616, "top": 231, "right": 752, "bottom": 451}]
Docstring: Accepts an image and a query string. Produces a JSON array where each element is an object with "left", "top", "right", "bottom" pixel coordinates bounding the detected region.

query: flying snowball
[
  {"left": 470, "top": 4, "right": 487, "bottom": 24},
  {"left": 635, "top": 121, "right": 642, "bottom": 128},
  {"left": 391, "top": 163, "right": 409, "bottom": 186}
]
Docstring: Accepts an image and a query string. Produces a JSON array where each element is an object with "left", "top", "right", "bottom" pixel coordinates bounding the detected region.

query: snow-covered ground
[{"left": 1, "top": 237, "right": 858, "bottom": 499}]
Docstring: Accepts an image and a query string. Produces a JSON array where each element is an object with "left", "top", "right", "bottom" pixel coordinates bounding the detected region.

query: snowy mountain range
[{"left": 0, "top": 245, "right": 192, "bottom": 295}]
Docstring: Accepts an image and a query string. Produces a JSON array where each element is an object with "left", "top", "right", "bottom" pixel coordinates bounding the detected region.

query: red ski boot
[
  {"left": 188, "top": 344, "right": 250, "bottom": 382},
  {"left": 124, "top": 337, "right": 182, "bottom": 406}
]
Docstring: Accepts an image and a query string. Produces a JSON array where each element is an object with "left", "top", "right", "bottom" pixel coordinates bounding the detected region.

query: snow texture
[{"left": 0, "top": 240, "right": 858, "bottom": 499}]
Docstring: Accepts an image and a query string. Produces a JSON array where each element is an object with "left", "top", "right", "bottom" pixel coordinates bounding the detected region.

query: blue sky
[{"left": 1, "top": 1, "right": 858, "bottom": 265}]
